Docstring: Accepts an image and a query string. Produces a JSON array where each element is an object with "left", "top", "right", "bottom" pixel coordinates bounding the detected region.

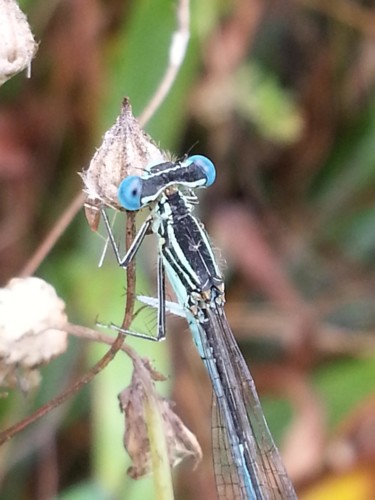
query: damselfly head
[
  {"left": 117, "top": 154, "right": 217, "bottom": 212},
  {"left": 182, "top": 155, "right": 216, "bottom": 187}
]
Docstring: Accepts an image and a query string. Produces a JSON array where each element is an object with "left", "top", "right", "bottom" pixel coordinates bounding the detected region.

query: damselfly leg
[
  {"left": 100, "top": 208, "right": 152, "bottom": 268},
  {"left": 100, "top": 208, "right": 167, "bottom": 342}
]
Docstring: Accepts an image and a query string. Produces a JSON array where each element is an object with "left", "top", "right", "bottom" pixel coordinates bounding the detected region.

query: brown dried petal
[{"left": 83, "top": 201, "right": 101, "bottom": 232}]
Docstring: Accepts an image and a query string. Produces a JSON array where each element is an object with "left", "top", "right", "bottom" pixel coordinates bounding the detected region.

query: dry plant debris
[
  {"left": 0, "top": 277, "right": 68, "bottom": 391},
  {"left": 0, "top": 0, "right": 37, "bottom": 86},
  {"left": 80, "top": 98, "right": 167, "bottom": 229},
  {"left": 118, "top": 357, "right": 202, "bottom": 479}
]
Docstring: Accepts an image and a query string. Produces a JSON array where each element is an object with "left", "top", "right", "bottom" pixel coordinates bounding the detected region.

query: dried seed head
[
  {"left": 80, "top": 98, "right": 167, "bottom": 227},
  {"left": 0, "top": 0, "right": 38, "bottom": 86},
  {"left": 118, "top": 357, "right": 202, "bottom": 478},
  {"left": 0, "top": 277, "right": 68, "bottom": 391}
]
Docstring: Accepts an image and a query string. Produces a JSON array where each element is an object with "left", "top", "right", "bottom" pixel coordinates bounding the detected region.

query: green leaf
[
  {"left": 314, "top": 357, "right": 375, "bottom": 429},
  {"left": 57, "top": 481, "right": 111, "bottom": 500}
]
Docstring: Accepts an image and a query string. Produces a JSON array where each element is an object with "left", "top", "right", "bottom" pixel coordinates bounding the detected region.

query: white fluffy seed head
[
  {"left": 0, "top": 0, "right": 37, "bottom": 86},
  {"left": 0, "top": 277, "right": 68, "bottom": 390}
]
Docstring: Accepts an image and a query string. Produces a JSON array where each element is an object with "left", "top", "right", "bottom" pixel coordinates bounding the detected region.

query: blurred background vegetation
[{"left": 2, "top": 0, "right": 375, "bottom": 498}]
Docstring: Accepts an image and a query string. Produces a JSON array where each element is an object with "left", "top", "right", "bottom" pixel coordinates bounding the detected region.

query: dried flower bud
[
  {"left": 80, "top": 98, "right": 167, "bottom": 228},
  {"left": 0, "top": 277, "right": 68, "bottom": 391},
  {"left": 0, "top": 0, "right": 37, "bottom": 86}
]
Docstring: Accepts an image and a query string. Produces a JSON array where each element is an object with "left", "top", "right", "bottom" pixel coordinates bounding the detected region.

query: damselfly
[{"left": 101, "top": 156, "right": 297, "bottom": 499}]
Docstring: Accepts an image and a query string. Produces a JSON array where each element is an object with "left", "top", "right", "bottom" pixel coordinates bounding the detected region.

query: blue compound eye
[
  {"left": 118, "top": 176, "right": 143, "bottom": 211},
  {"left": 187, "top": 155, "right": 216, "bottom": 187}
]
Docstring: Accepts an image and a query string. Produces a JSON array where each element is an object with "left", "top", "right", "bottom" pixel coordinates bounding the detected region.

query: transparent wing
[
  {"left": 194, "top": 316, "right": 255, "bottom": 499},
  {"left": 201, "top": 306, "right": 297, "bottom": 499},
  {"left": 212, "top": 396, "right": 248, "bottom": 499}
]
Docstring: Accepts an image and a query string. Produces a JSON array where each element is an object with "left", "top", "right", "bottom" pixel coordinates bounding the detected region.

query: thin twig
[
  {"left": 0, "top": 327, "right": 124, "bottom": 445},
  {"left": 138, "top": 0, "right": 190, "bottom": 126},
  {"left": 0, "top": 208, "right": 137, "bottom": 445},
  {"left": 121, "top": 212, "right": 136, "bottom": 328},
  {"left": 0, "top": 220, "right": 136, "bottom": 447},
  {"left": 19, "top": 192, "right": 85, "bottom": 278},
  {"left": 67, "top": 322, "right": 139, "bottom": 360}
]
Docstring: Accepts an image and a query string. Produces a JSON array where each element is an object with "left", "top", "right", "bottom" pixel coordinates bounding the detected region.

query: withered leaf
[{"left": 118, "top": 356, "right": 202, "bottom": 479}]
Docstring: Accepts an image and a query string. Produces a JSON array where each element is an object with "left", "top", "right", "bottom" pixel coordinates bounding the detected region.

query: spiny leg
[
  {"left": 156, "top": 253, "right": 166, "bottom": 341},
  {"left": 100, "top": 208, "right": 167, "bottom": 342},
  {"left": 100, "top": 208, "right": 152, "bottom": 267}
]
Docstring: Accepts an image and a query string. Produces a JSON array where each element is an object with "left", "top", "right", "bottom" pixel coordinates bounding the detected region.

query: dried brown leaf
[{"left": 118, "top": 356, "right": 202, "bottom": 479}]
